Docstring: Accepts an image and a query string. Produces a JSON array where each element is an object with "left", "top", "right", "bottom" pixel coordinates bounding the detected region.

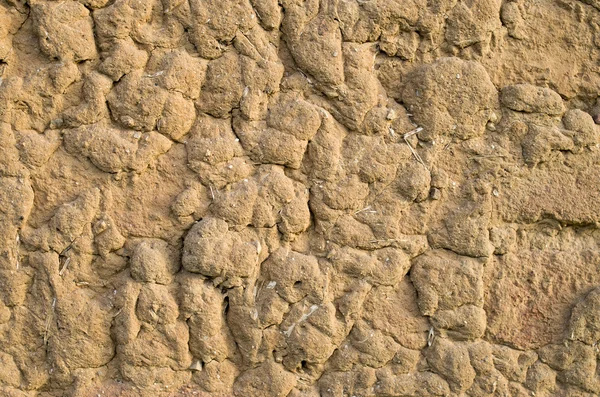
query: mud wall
[{"left": 1, "top": 0, "right": 600, "bottom": 395}]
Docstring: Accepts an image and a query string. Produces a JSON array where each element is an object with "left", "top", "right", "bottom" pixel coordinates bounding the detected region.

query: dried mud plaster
[{"left": 1, "top": 0, "right": 600, "bottom": 395}]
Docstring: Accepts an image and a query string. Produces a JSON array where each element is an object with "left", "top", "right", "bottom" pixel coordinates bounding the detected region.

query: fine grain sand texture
[{"left": 1, "top": 0, "right": 600, "bottom": 396}]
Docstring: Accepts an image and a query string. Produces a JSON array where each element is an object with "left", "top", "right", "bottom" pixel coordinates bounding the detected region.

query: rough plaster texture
[{"left": 1, "top": 0, "right": 600, "bottom": 396}]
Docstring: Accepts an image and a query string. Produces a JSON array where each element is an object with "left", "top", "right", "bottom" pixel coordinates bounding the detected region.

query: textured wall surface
[{"left": 1, "top": 0, "right": 600, "bottom": 395}]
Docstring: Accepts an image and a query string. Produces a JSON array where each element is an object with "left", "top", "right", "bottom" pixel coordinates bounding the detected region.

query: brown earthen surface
[{"left": 1, "top": 0, "right": 600, "bottom": 395}]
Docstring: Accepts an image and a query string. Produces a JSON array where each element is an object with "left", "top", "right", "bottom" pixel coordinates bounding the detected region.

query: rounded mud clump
[{"left": 130, "top": 239, "right": 174, "bottom": 285}]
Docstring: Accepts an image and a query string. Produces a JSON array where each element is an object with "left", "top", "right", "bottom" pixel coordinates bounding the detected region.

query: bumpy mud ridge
[{"left": 1, "top": 0, "right": 600, "bottom": 396}]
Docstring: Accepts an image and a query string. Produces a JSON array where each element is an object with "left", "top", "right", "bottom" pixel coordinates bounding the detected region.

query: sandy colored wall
[{"left": 1, "top": 0, "right": 600, "bottom": 395}]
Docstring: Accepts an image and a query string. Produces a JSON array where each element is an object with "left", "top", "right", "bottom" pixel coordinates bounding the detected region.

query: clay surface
[{"left": 1, "top": 0, "right": 600, "bottom": 395}]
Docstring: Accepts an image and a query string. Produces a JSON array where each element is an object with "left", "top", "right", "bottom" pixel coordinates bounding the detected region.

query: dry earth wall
[{"left": 1, "top": 0, "right": 600, "bottom": 396}]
